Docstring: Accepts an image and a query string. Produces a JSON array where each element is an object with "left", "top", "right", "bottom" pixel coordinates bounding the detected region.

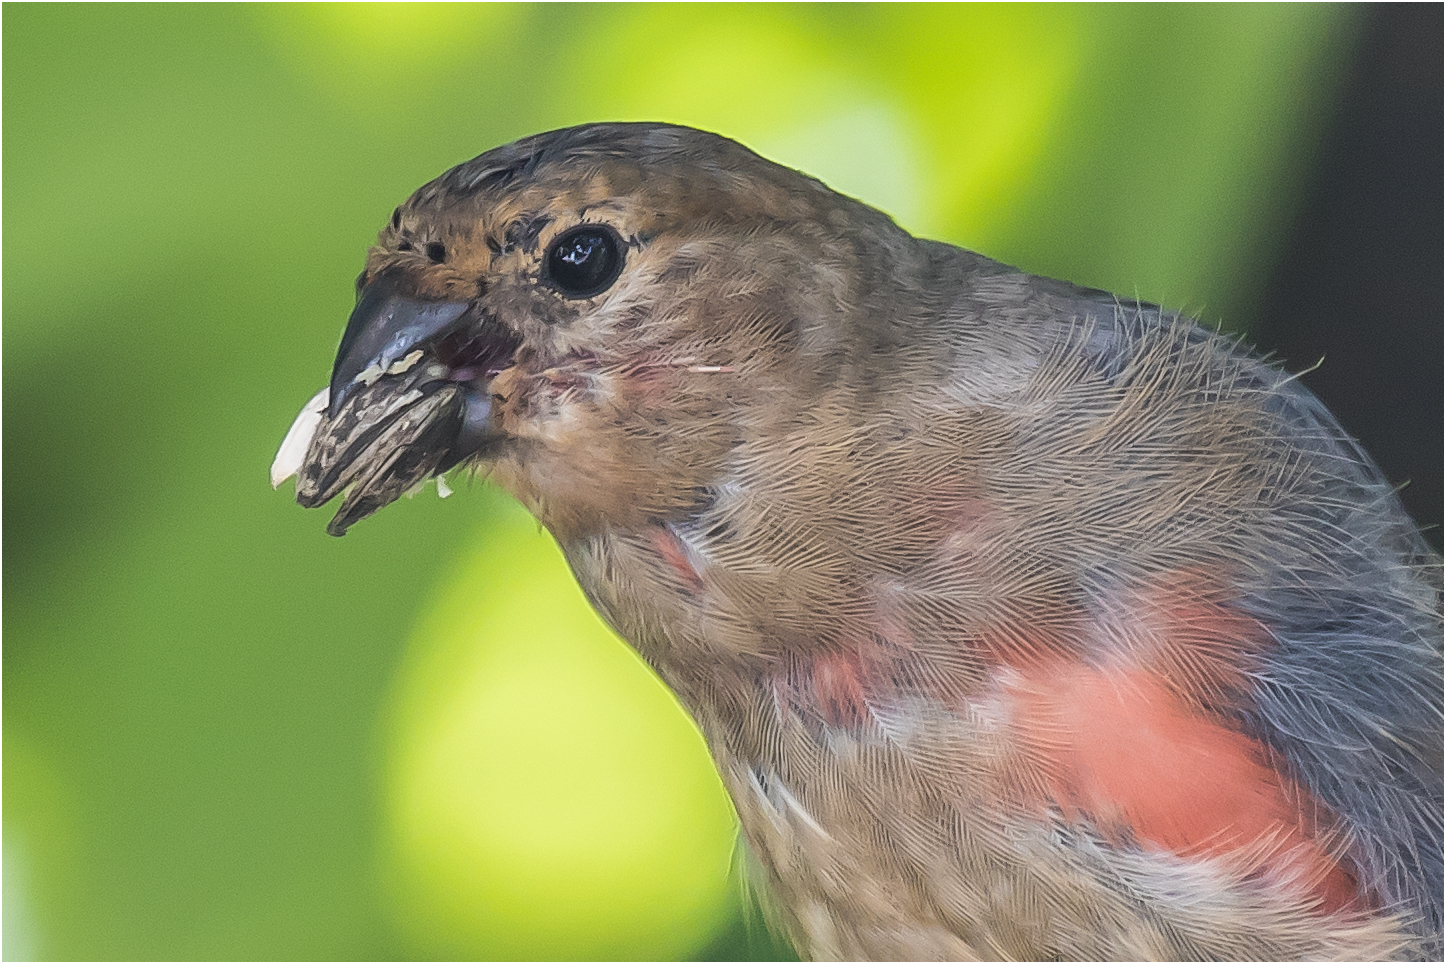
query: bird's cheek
[
  {"left": 486, "top": 367, "right": 527, "bottom": 426},
  {"left": 487, "top": 367, "right": 580, "bottom": 443}
]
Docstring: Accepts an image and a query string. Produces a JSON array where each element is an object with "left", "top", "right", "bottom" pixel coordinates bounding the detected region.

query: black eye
[
  {"left": 425, "top": 241, "right": 446, "bottom": 263},
  {"left": 544, "top": 225, "right": 623, "bottom": 298}
]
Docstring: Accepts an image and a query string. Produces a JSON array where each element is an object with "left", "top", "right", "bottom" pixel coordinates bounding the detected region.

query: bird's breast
[{"left": 564, "top": 525, "right": 1405, "bottom": 960}]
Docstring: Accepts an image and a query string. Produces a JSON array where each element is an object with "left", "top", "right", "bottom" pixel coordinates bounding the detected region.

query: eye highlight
[{"left": 544, "top": 225, "right": 624, "bottom": 298}]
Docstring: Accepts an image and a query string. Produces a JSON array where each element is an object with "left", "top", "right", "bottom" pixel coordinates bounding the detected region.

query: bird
[{"left": 272, "top": 122, "right": 1442, "bottom": 961}]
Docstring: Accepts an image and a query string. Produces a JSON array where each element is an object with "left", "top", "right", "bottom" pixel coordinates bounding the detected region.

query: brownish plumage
[{"left": 275, "top": 123, "right": 1442, "bottom": 960}]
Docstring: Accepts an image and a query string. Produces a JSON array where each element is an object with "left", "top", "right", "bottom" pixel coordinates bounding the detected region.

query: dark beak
[
  {"left": 280, "top": 268, "right": 519, "bottom": 535},
  {"left": 328, "top": 269, "right": 472, "bottom": 416}
]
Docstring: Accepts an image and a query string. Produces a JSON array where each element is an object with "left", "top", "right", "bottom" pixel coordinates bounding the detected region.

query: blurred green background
[{"left": 6, "top": 4, "right": 1439, "bottom": 961}]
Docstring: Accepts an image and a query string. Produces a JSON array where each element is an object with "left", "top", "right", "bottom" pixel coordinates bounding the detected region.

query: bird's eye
[{"left": 544, "top": 225, "right": 624, "bottom": 298}]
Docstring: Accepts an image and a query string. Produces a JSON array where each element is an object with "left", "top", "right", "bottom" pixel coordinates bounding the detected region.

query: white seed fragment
[
  {"left": 270, "top": 387, "right": 329, "bottom": 488},
  {"left": 436, "top": 475, "right": 453, "bottom": 499},
  {"left": 353, "top": 362, "right": 385, "bottom": 387},
  {"left": 386, "top": 349, "right": 425, "bottom": 376}
]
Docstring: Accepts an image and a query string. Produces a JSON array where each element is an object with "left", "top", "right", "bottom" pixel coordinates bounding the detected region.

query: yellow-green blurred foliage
[{"left": 6, "top": 4, "right": 1361, "bottom": 960}]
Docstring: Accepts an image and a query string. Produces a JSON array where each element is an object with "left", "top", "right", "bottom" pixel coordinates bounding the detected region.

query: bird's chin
[{"left": 283, "top": 362, "right": 497, "bottom": 537}]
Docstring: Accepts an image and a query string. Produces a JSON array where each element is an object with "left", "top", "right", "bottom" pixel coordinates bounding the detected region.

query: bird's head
[{"left": 274, "top": 122, "right": 917, "bottom": 539}]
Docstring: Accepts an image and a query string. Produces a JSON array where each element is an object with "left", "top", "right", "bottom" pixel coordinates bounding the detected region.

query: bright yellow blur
[{"left": 381, "top": 490, "right": 737, "bottom": 959}]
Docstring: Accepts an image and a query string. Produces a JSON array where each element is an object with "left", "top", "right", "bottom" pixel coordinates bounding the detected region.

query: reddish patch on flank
[
  {"left": 1101, "top": 569, "right": 1271, "bottom": 704},
  {"left": 647, "top": 525, "right": 705, "bottom": 593},
  {"left": 1005, "top": 661, "right": 1363, "bottom": 913},
  {"left": 773, "top": 649, "right": 871, "bottom": 729}
]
